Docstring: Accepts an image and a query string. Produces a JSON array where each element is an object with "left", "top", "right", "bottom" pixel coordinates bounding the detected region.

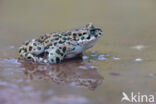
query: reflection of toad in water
[{"left": 20, "top": 59, "right": 104, "bottom": 90}]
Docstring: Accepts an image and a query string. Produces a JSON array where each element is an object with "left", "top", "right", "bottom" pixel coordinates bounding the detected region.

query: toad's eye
[{"left": 90, "top": 29, "right": 96, "bottom": 34}]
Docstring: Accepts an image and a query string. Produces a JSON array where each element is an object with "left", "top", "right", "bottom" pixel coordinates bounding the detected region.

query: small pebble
[
  {"left": 134, "top": 58, "right": 143, "bottom": 62},
  {"left": 132, "top": 45, "right": 144, "bottom": 50},
  {"left": 82, "top": 56, "right": 89, "bottom": 60},
  {"left": 99, "top": 54, "right": 104, "bottom": 57},
  {"left": 112, "top": 57, "right": 120, "bottom": 61},
  {"left": 78, "top": 66, "right": 88, "bottom": 70},
  {"left": 109, "top": 72, "right": 120, "bottom": 76},
  {"left": 9, "top": 59, "right": 21, "bottom": 65},
  {"left": 90, "top": 54, "right": 97, "bottom": 57},
  {"left": 86, "top": 64, "right": 97, "bottom": 69},
  {"left": 2, "top": 59, "right": 21, "bottom": 65},
  {"left": 8, "top": 46, "right": 15, "bottom": 49},
  {"left": 104, "top": 54, "right": 110, "bottom": 57},
  {"left": 97, "top": 55, "right": 107, "bottom": 60},
  {"left": 78, "top": 65, "right": 97, "bottom": 70},
  {"left": 147, "top": 73, "right": 154, "bottom": 77}
]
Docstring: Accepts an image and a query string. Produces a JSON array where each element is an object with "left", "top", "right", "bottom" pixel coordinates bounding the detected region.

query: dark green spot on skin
[
  {"left": 60, "top": 52, "right": 64, "bottom": 56},
  {"left": 53, "top": 35, "right": 58, "bottom": 37},
  {"left": 63, "top": 47, "right": 66, "bottom": 53},
  {"left": 56, "top": 48, "right": 64, "bottom": 56},
  {"left": 55, "top": 38, "right": 59, "bottom": 40},
  {"left": 72, "top": 47, "right": 75, "bottom": 51},
  {"left": 63, "top": 37, "right": 66, "bottom": 41},
  {"left": 73, "top": 33, "right": 77, "bottom": 37},
  {"left": 78, "top": 33, "right": 82, "bottom": 36},
  {"left": 40, "top": 36, "right": 45, "bottom": 40},
  {"left": 24, "top": 49, "right": 27, "bottom": 52},
  {"left": 45, "top": 45, "right": 50, "bottom": 49},
  {"left": 59, "top": 47, "right": 62, "bottom": 49},
  {"left": 81, "top": 37, "right": 85, "bottom": 40},
  {"left": 67, "top": 37, "right": 71, "bottom": 40},
  {"left": 56, "top": 49, "right": 61, "bottom": 55},
  {"left": 33, "top": 43, "right": 37, "bottom": 46},
  {"left": 67, "top": 42, "right": 71, "bottom": 45},
  {"left": 45, "top": 51, "right": 49, "bottom": 55},
  {"left": 37, "top": 47, "right": 41, "bottom": 50},
  {"left": 68, "top": 32, "right": 71, "bottom": 36},
  {"left": 19, "top": 49, "right": 22, "bottom": 53},
  {"left": 27, "top": 57, "right": 32, "bottom": 59},
  {"left": 87, "top": 36, "right": 91, "bottom": 39},
  {"left": 51, "top": 59, "right": 54, "bottom": 62},
  {"left": 59, "top": 40, "right": 64, "bottom": 44},
  {"left": 56, "top": 57, "right": 60, "bottom": 63},
  {"left": 41, "top": 36, "right": 44, "bottom": 39},
  {"left": 54, "top": 42, "right": 57, "bottom": 46},
  {"left": 64, "top": 34, "right": 68, "bottom": 36},
  {"left": 25, "top": 42, "right": 29, "bottom": 46},
  {"left": 83, "top": 32, "right": 87, "bottom": 35}
]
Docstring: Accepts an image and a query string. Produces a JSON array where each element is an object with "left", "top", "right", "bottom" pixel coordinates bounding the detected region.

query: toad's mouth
[{"left": 83, "top": 38, "right": 98, "bottom": 50}]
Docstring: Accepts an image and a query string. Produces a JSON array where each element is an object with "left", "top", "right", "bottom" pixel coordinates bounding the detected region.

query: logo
[{"left": 121, "top": 92, "right": 155, "bottom": 103}]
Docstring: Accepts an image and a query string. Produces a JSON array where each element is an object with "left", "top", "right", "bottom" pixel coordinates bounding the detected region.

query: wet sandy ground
[{"left": 0, "top": 0, "right": 156, "bottom": 104}]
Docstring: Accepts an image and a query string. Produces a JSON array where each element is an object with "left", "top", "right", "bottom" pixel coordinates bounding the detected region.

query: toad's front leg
[{"left": 45, "top": 46, "right": 67, "bottom": 64}]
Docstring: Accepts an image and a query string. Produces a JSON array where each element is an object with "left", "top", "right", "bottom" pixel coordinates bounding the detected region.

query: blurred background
[{"left": 0, "top": 0, "right": 156, "bottom": 104}]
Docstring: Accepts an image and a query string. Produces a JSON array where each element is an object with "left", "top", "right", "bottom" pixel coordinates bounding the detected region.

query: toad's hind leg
[
  {"left": 18, "top": 39, "right": 45, "bottom": 63},
  {"left": 45, "top": 46, "right": 67, "bottom": 64}
]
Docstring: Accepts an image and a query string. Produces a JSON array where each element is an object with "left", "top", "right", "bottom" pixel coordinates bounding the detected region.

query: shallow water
[{"left": 0, "top": 0, "right": 156, "bottom": 104}]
